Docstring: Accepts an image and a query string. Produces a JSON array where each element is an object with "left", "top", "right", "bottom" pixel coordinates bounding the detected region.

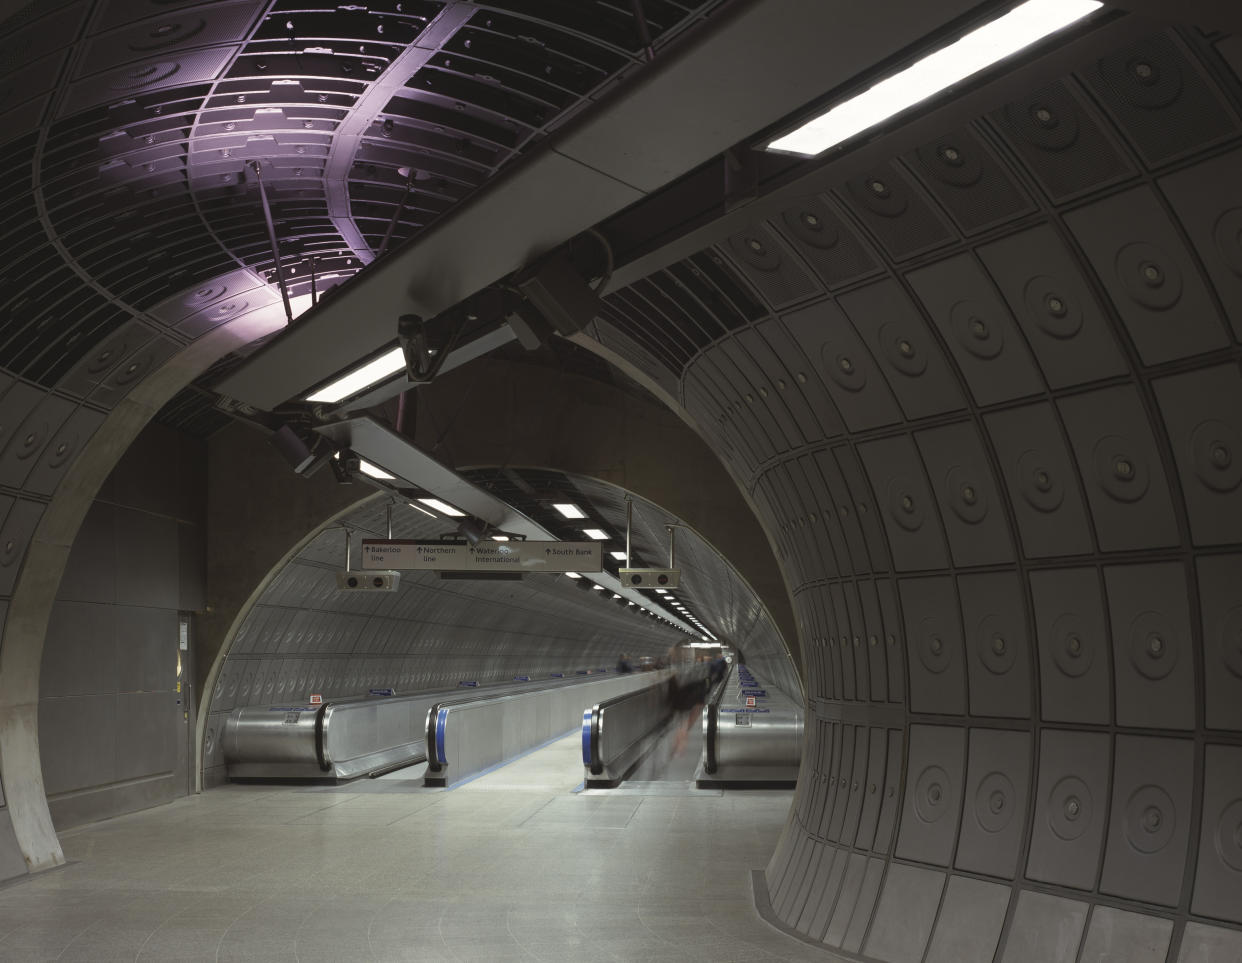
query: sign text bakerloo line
[{"left": 359, "top": 539, "right": 604, "bottom": 573}]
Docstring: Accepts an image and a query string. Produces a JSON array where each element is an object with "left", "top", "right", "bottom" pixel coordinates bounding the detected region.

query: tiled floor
[{"left": 0, "top": 733, "right": 839, "bottom": 962}]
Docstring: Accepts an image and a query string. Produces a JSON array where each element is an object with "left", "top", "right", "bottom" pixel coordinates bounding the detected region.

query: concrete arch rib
[
  {"left": 196, "top": 475, "right": 779, "bottom": 787},
  {"left": 0, "top": 312, "right": 283, "bottom": 875},
  {"left": 192, "top": 489, "right": 380, "bottom": 792}
]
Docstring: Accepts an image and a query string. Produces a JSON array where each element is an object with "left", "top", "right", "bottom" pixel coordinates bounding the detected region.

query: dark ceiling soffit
[
  {"left": 319, "top": 3, "right": 479, "bottom": 267},
  {"left": 214, "top": 0, "right": 992, "bottom": 411},
  {"left": 1110, "top": 0, "right": 1242, "bottom": 33},
  {"left": 602, "top": 11, "right": 1155, "bottom": 291}
]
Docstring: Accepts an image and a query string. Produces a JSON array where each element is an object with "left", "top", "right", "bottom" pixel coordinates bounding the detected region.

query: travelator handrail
[
  {"left": 223, "top": 671, "right": 616, "bottom": 781},
  {"left": 698, "top": 665, "right": 802, "bottom": 788},
  {"left": 224, "top": 691, "right": 432, "bottom": 781},
  {"left": 583, "top": 662, "right": 715, "bottom": 788},
  {"left": 424, "top": 669, "right": 668, "bottom": 788},
  {"left": 703, "top": 662, "right": 735, "bottom": 775}
]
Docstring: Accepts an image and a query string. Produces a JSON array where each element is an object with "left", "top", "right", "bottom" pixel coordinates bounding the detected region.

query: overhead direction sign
[{"left": 360, "top": 539, "right": 603, "bottom": 573}]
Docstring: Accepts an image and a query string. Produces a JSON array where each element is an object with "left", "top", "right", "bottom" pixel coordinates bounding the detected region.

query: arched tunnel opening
[{"left": 1, "top": 0, "right": 1242, "bottom": 959}]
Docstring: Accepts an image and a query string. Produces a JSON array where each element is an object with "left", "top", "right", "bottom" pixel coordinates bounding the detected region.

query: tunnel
[{"left": 1, "top": 0, "right": 1241, "bottom": 959}]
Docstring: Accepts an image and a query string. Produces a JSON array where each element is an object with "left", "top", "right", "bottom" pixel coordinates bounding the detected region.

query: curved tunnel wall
[
  {"left": 584, "top": 27, "right": 1242, "bottom": 961},
  {"left": 560, "top": 473, "right": 799, "bottom": 696},
  {"left": 201, "top": 491, "right": 697, "bottom": 785}
]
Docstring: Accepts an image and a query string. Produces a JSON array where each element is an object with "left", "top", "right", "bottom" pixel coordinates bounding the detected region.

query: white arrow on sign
[{"left": 360, "top": 540, "right": 604, "bottom": 573}]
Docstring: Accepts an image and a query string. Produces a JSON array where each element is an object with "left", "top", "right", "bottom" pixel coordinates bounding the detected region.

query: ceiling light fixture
[
  {"left": 766, "top": 0, "right": 1102, "bottom": 156},
  {"left": 418, "top": 497, "right": 465, "bottom": 517},
  {"left": 553, "top": 503, "right": 586, "bottom": 519},
  {"left": 357, "top": 459, "right": 394, "bottom": 480},
  {"left": 306, "top": 346, "right": 405, "bottom": 403},
  {"left": 565, "top": 572, "right": 582, "bottom": 579},
  {"left": 583, "top": 528, "right": 609, "bottom": 540},
  {"left": 609, "top": 551, "right": 627, "bottom": 561},
  {"left": 408, "top": 501, "right": 437, "bottom": 518}
]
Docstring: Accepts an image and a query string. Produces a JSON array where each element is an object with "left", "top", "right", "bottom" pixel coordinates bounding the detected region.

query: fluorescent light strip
[
  {"left": 583, "top": 528, "right": 609, "bottom": 540},
  {"left": 565, "top": 572, "right": 581, "bottom": 579},
  {"left": 306, "top": 346, "right": 405, "bottom": 403},
  {"left": 357, "top": 459, "right": 394, "bottom": 480},
  {"left": 610, "top": 551, "right": 627, "bottom": 561},
  {"left": 767, "top": 0, "right": 1102, "bottom": 156},
  {"left": 407, "top": 501, "right": 437, "bottom": 518},
  {"left": 491, "top": 535, "right": 509, "bottom": 541},
  {"left": 553, "top": 503, "right": 586, "bottom": 519},
  {"left": 418, "top": 497, "right": 465, "bottom": 517}
]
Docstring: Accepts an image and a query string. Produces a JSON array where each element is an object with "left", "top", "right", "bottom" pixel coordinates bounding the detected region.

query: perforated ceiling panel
[
  {"left": 0, "top": 0, "right": 726, "bottom": 623},
  {"left": 590, "top": 24, "right": 1242, "bottom": 962}
]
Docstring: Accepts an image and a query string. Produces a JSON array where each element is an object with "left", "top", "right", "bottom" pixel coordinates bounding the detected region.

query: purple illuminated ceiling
[{"left": 0, "top": 0, "right": 726, "bottom": 429}]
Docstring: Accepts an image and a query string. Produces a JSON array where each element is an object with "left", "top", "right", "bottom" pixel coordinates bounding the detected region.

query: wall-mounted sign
[{"left": 360, "top": 539, "right": 603, "bottom": 573}]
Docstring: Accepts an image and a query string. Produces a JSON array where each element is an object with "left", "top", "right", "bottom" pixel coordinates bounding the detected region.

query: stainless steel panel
[
  {"left": 1191, "top": 744, "right": 1242, "bottom": 925},
  {"left": 959, "top": 572, "right": 1031, "bottom": 719},
  {"left": 906, "top": 252, "right": 1043, "bottom": 406},
  {"left": 925, "top": 875, "right": 1010, "bottom": 963},
  {"left": 1026, "top": 730, "right": 1111, "bottom": 890},
  {"left": 1101, "top": 735, "right": 1194, "bottom": 907},
  {"left": 1000, "top": 891, "right": 1088, "bottom": 963},
  {"left": 863, "top": 863, "right": 945, "bottom": 962},
  {"left": 1153, "top": 364, "right": 1242, "bottom": 546},
  {"left": 955, "top": 728, "right": 1030, "bottom": 880},
  {"left": 896, "top": 724, "right": 965, "bottom": 867},
  {"left": 915, "top": 421, "right": 1014, "bottom": 567},
  {"left": 840, "top": 278, "right": 966, "bottom": 420},
  {"left": 984, "top": 402, "right": 1094, "bottom": 559},
  {"left": 1031, "top": 568, "right": 1111, "bottom": 725},
  {"left": 1104, "top": 562, "right": 1194, "bottom": 731}
]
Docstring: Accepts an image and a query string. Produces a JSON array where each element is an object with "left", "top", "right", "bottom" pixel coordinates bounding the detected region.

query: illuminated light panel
[
  {"left": 334, "top": 453, "right": 394, "bottom": 480},
  {"left": 610, "top": 551, "right": 628, "bottom": 561},
  {"left": 583, "top": 528, "right": 609, "bottom": 540},
  {"left": 491, "top": 535, "right": 510, "bottom": 541},
  {"left": 553, "top": 503, "right": 586, "bottom": 519},
  {"left": 418, "top": 498, "right": 465, "bottom": 517},
  {"left": 592, "top": 584, "right": 605, "bottom": 590},
  {"left": 408, "top": 501, "right": 437, "bottom": 518},
  {"left": 306, "top": 346, "right": 405, "bottom": 403},
  {"left": 766, "top": 0, "right": 1102, "bottom": 156},
  {"left": 565, "top": 572, "right": 582, "bottom": 579}
]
